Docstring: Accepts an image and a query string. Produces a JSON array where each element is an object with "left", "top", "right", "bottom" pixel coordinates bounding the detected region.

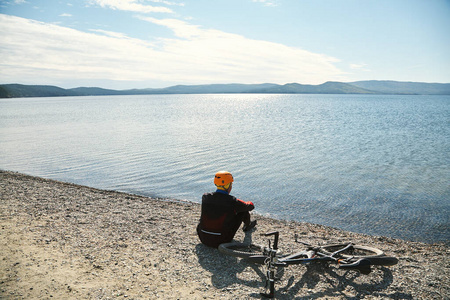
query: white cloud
[
  {"left": 138, "top": 17, "right": 202, "bottom": 38},
  {"left": 59, "top": 13, "right": 72, "bottom": 17},
  {"left": 90, "top": 0, "right": 173, "bottom": 13},
  {"left": 90, "top": 29, "right": 128, "bottom": 38},
  {"left": 0, "top": 14, "right": 345, "bottom": 87},
  {"left": 138, "top": 17, "right": 344, "bottom": 84},
  {"left": 149, "top": 0, "right": 184, "bottom": 6},
  {"left": 350, "top": 63, "right": 370, "bottom": 71},
  {"left": 252, "top": 0, "right": 278, "bottom": 7}
]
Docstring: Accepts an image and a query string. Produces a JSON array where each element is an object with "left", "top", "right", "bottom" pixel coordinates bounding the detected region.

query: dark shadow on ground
[
  {"left": 195, "top": 231, "right": 265, "bottom": 296},
  {"left": 276, "top": 263, "right": 411, "bottom": 299}
]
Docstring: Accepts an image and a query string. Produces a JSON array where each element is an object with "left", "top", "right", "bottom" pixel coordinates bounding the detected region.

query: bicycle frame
[{"left": 218, "top": 230, "right": 398, "bottom": 298}]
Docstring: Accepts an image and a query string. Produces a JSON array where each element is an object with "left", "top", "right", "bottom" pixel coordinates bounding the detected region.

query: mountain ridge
[{"left": 1, "top": 81, "right": 450, "bottom": 98}]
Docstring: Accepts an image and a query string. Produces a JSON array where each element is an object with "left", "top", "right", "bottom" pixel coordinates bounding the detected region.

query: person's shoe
[{"left": 243, "top": 220, "right": 257, "bottom": 232}]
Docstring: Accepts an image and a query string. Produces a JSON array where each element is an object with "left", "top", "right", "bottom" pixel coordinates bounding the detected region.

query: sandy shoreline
[{"left": 1, "top": 170, "right": 448, "bottom": 299}]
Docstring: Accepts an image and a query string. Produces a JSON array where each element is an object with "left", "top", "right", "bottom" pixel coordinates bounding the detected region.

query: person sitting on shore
[{"left": 197, "top": 171, "right": 257, "bottom": 248}]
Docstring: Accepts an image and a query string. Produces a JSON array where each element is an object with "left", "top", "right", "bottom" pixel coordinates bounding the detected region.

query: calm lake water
[{"left": 1, "top": 94, "right": 449, "bottom": 244}]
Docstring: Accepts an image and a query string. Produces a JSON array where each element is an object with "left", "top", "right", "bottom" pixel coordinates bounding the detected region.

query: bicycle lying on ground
[{"left": 219, "top": 231, "right": 398, "bottom": 298}]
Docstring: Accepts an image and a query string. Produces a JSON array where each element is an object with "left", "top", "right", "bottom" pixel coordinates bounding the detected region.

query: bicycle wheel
[
  {"left": 364, "top": 256, "right": 398, "bottom": 266},
  {"left": 218, "top": 242, "right": 264, "bottom": 259},
  {"left": 320, "top": 243, "right": 384, "bottom": 258}
]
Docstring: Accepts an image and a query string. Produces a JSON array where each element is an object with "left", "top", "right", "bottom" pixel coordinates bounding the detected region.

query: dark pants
[{"left": 197, "top": 211, "right": 250, "bottom": 248}]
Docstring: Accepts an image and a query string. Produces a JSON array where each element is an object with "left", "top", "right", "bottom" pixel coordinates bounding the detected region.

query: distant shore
[
  {"left": 2, "top": 80, "right": 450, "bottom": 98},
  {"left": 1, "top": 170, "right": 448, "bottom": 299}
]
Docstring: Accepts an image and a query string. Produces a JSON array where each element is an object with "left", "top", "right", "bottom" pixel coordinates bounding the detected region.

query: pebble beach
[{"left": 1, "top": 170, "right": 448, "bottom": 299}]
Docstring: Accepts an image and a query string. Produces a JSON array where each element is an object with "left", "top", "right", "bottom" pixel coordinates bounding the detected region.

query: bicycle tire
[
  {"left": 218, "top": 242, "right": 264, "bottom": 259},
  {"left": 320, "top": 243, "right": 385, "bottom": 258},
  {"left": 365, "top": 256, "right": 398, "bottom": 266}
]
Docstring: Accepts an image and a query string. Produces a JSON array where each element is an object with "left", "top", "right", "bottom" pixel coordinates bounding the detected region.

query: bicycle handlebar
[{"left": 262, "top": 231, "right": 279, "bottom": 250}]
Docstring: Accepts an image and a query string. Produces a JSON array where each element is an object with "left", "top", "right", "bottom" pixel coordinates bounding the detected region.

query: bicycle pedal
[{"left": 260, "top": 291, "right": 275, "bottom": 298}]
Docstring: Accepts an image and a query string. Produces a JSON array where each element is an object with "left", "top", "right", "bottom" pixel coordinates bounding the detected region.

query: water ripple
[{"left": 1, "top": 94, "right": 449, "bottom": 243}]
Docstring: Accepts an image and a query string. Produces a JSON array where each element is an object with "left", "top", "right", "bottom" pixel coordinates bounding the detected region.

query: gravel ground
[{"left": 1, "top": 170, "right": 448, "bottom": 299}]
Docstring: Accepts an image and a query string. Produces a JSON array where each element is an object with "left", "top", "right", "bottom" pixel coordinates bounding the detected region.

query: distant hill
[
  {"left": 350, "top": 80, "right": 450, "bottom": 95},
  {"left": 1, "top": 81, "right": 449, "bottom": 98},
  {"left": 149, "top": 83, "right": 280, "bottom": 94},
  {"left": 249, "top": 82, "right": 375, "bottom": 94},
  {"left": 0, "top": 84, "right": 75, "bottom": 98},
  {"left": 68, "top": 87, "right": 127, "bottom": 96}
]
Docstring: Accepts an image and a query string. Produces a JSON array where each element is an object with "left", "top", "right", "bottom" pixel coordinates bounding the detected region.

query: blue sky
[{"left": 1, "top": 0, "right": 449, "bottom": 89}]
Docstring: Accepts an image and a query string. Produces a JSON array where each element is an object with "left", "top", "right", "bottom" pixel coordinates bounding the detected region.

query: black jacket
[{"left": 197, "top": 191, "right": 254, "bottom": 247}]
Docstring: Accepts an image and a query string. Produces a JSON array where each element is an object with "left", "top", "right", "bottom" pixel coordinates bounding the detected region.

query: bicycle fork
[
  {"left": 261, "top": 262, "right": 276, "bottom": 298},
  {"left": 260, "top": 231, "right": 280, "bottom": 298}
]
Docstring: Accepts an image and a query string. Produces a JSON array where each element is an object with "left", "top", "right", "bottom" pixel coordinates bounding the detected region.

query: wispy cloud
[
  {"left": 0, "top": 14, "right": 344, "bottom": 87},
  {"left": 148, "top": 0, "right": 184, "bottom": 6},
  {"left": 59, "top": 13, "right": 72, "bottom": 17},
  {"left": 350, "top": 63, "right": 370, "bottom": 71},
  {"left": 0, "top": 0, "right": 28, "bottom": 5},
  {"left": 138, "top": 16, "right": 344, "bottom": 83},
  {"left": 90, "top": 29, "right": 128, "bottom": 38},
  {"left": 252, "top": 0, "right": 278, "bottom": 7},
  {"left": 90, "top": 0, "right": 173, "bottom": 13}
]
